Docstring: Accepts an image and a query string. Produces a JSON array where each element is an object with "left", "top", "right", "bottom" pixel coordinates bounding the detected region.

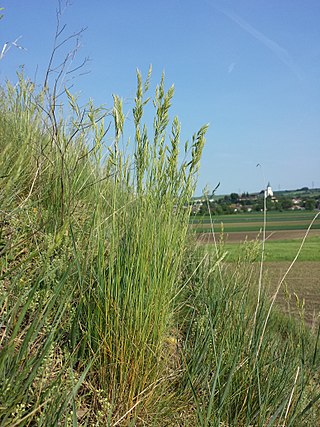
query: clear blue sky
[{"left": 1, "top": 0, "right": 319, "bottom": 195}]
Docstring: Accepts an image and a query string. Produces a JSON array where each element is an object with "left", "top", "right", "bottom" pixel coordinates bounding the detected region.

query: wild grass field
[{"left": 1, "top": 71, "right": 320, "bottom": 426}]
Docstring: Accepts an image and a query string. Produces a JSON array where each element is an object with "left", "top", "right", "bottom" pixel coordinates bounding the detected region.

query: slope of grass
[{"left": 1, "top": 74, "right": 319, "bottom": 426}]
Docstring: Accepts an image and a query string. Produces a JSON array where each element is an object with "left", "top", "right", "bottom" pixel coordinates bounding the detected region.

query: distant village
[{"left": 192, "top": 184, "right": 320, "bottom": 215}]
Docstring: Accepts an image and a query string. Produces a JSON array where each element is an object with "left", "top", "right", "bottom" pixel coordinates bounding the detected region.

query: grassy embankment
[{"left": 1, "top": 73, "right": 320, "bottom": 426}]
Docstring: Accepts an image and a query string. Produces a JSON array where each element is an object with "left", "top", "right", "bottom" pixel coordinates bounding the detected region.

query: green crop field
[
  {"left": 191, "top": 210, "right": 319, "bottom": 229},
  {"left": 220, "top": 236, "right": 320, "bottom": 262},
  {"left": 191, "top": 211, "right": 320, "bottom": 245},
  {"left": 190, "top": 210, "right": 318, "bottom": 224}
]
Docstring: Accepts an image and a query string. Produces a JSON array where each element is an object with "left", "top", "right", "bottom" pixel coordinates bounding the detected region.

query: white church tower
[{"left": 265, "top": 182, "right": 273, "bottom": 198}]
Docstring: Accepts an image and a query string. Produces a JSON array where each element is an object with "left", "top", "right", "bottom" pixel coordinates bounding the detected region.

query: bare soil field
[
  {"left": 196, "top": 229, "right": 320, "bottom": 243},
  {"left": 192, "top": 220, "right": 316, "bottom": 228},
  {"left": 264, "top": 261, "right": 320, "bottom": 327},
  {"left": 223, "top": 261, "right": 319, "bottom": 327}
]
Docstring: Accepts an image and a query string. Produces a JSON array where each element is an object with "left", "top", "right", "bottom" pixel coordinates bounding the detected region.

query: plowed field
[{"left": 263, "top": 261, "right": 319, "bottom": 327}]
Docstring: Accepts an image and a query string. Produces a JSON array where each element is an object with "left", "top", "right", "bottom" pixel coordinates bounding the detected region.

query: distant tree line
[{"left": 193, "top": 192, "right": 319, "bottom": 216}]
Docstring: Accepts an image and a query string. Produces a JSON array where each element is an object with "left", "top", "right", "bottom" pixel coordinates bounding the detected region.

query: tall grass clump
[
  {"left": 0, "top": 68, "right": 207, "bottom": 424},
  {"left": 69, "top": 70, "right": 208, "bottom": 422}
]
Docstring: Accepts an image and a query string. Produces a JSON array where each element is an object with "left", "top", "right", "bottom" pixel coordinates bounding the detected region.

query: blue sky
[{"left": 1, "top": 0, "right": 319, "bottom": 195}]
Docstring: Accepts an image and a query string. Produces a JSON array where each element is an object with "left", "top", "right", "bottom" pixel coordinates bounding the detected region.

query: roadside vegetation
[{"left": 1, "top": 14, "right": 319, "bottom": 425}]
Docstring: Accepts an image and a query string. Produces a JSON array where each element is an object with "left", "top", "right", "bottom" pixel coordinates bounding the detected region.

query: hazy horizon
[{"left": 194, "top": 184, "right": 320, "bottom": 198}]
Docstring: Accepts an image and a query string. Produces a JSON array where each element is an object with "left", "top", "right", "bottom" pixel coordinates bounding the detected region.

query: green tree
[
  {"left": 213, "top": 204, "right": 224, "bottom": 215},
  {"left": 304, "top": 198, "right": 316, "bottom": 210},
  {"left": 278, "top": 197, "right": 293, "bottom": 210},
  {"left": 230, "top": 192, "right": 239, "bottom": 202},
  {"left": 198, "top": 203, "right": 208, "bottom": 216}
]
